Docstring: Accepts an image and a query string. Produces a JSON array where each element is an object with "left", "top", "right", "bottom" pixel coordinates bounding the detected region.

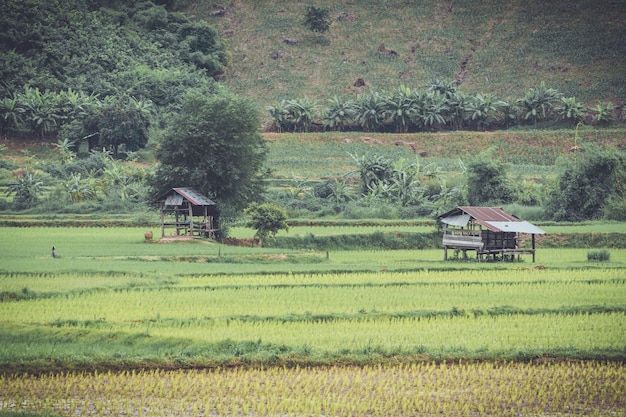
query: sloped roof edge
[
  {"left": 155, "top": 187, "right": 216, "bottom": 206},
  {"left": 438, "top": 206, "right": 545, "bottom": 234}
]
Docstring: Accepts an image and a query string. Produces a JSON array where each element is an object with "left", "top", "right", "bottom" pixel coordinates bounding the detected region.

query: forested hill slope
[{"left": 192, "top": 0, "right": 626, "bottom": 109}]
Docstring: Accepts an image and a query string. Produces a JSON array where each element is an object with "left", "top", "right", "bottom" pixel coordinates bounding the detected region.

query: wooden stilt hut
[
  {"left": 438, "top": 206, "right": 546, "bottom": 262},
  {"left": 154, "top": 188, "right": 218, "bottom": 238}
]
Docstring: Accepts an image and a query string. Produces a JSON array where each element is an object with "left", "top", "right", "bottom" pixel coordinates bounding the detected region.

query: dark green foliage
[
  {"left": 244, "top": 202, "right": 289, "bottom": 246},
  {"left": 0, "top": 0, "right": 226, "bottom": 132},
  {"left": 177, "top": 22, "right": 229, "bottom": 75},
  {"left": 84, "top": 97, "right": 151, "bottom": 158},
  {"left": 134, "top": 2, "right": 169, "bottom": 30},
  {"left": 151, "top": 90, "right": 267, "bottom": 213},
  {"left": 5, "top": 171, "right": 43, "bottom": 210},
  {"left": 516, "top": 82, "right": 562, "bottom": 125},
  {"left": 465, "top": 151, "right": 515, "bottom": 206},
  {"left": 545, "top": 146, "right": 626, "bottom": 221},
  {"left": 266, "top": 98, "right": 318, "bottom": 132},
  {"left": 587, "top": 249, "right": 610, "bottom": 262},
  {"left": 303, "top": 6, "right": 331, "bottom": 33},
  {"left": 266, "top": 231, "right": 441, "bottom": 251}
]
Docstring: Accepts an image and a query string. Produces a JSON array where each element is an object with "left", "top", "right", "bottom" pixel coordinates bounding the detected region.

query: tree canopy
[
  {"left": 150, "top": 90, "right": 267, "bottom": 214},
  {"left": 545, "top": 146, "right": 626, "bottom": 221},
  {"left": 465, "top": 150, "right": 515, "bottom": 206},
  {"left": 0, "top": 1, "right": 228, "bottom": 97},
  {"left": 244, "top": 202, "right": 289, "bottom": 246}
]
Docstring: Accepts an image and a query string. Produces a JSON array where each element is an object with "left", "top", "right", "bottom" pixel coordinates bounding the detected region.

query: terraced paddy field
[{"left": 0, "top": 226, "right": 624, "bottom": 416}]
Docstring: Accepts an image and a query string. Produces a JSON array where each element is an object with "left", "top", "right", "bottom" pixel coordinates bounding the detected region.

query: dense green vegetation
[{"left": 1, "top": 0, "right": 625, "bottom": 225}]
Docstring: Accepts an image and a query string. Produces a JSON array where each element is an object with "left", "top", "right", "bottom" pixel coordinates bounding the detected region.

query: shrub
[
  {"left": 545, "top": 146, "right": 625, "bottom": 221},
  {"left": 587, "top": 249, "right": 610, "bottom": 262}
]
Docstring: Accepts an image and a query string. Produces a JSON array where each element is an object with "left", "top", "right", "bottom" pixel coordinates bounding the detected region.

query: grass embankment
[{"left": 264, "top": 129, "right": 626, "bottom": 179}]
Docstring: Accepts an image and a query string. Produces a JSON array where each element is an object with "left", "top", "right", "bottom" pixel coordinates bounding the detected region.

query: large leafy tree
[
  {"left": 85, "top": 97, "right": 151, "bottom": 158},
  {"left": 545, "top": 146, "right": 625, "bottom": 221},
  {"left": 151, "top": 90, "right": 267, "bottom": 213},
  {"left": 465, "top": 151, "right": 515, "bottom": 206}
]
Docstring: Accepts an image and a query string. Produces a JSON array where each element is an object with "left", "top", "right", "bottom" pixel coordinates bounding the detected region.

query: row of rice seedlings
[
  {"left": 14, "top": 312, "right": 619, "bottom": 359},
  {"left": 2, "top": 274, "right": 623, "bottom": 323},
  {"left": 175, "top": 266, "right": 626, "bottom": 287},
  {"left": 145, "top": 312, "right": 625, "bottom": 354},
  {"left": 3, "top": 312, "right": 622, "bottom": 366},
  {"left": 1, "top": 361, "right": 624, "bottom": 416}
]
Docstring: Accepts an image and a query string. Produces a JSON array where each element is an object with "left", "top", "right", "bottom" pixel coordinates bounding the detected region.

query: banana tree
[
  {"left": 266, "top": 100, "right": 292, "bottom": 132},
  {"left": 285, "top": 98, "right": 317, "bottom": 132},
  {"left": 0, "top": 95, "right": 24, "bottom": 135},
  {"left": 554, "top": 96, "right": 586, "bottom": 125},
  {"left": 348, "top": 152, "right": 394, "bottom": 195},
  {"left": 384, "top": 85, "right": 419, "bottom": 133},
  {"left": 464, "top": 93, "right": 508, "bottom": 131},
  {"left": 591, "top": 101, "right": 615, "bottom": 126},
  {"left": 516, "top": 82, "right": 562, "bottom": 125},
  {"left": 19, "top": 86, "right": 61, "bottom": 139},
  {"left": 6, "top": 171, "right": 43, "bottom": 209},
  {"left": 356, "top": 92, "right": 387, "bottom": 132},
  {"left": 323, "top": 95, "right": 357, "bottom": 131},
  {"left": 414, "top": 90, "right": 449, "bottom": 131}
]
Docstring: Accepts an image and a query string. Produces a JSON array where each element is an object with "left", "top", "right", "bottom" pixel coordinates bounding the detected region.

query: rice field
[
  {"left": 0, "top": 226, "right": 625, "bottom": 415},
  {"left": 1, "top": 362, "right": 624, "bottom": 417}
]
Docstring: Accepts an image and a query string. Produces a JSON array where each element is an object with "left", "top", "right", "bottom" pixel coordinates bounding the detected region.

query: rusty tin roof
[{"left": 439, "top": 206, "right": 545, "bottom": 234}]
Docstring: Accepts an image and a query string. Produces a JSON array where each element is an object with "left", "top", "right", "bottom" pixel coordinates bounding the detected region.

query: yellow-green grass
[
  {"left": 1, "top": 265, "right": 624, "bottom": 368},
  {"left": 1, "top": 227, "right": 626, "bottom": 278},
  {"left": 2, "top": 362, "right": 624, "bottom": 417}
]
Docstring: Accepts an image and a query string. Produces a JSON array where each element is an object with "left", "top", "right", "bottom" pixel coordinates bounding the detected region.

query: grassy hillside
[{"left": 191, "top": 0, "right": 626, "bottom": 114}]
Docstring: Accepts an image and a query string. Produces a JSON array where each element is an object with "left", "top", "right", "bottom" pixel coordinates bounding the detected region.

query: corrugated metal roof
[
  {"left": 439, "top": 206, "right": 545, "bottom": 234},
  {"left": 164, "top": 195, "right": 184, "bottom": 206},
  {"left": 440, "top": 214, "right": 470, "bottom": 227},
  {"left": 458, "top": 206, "right": 520, "bottom": 222},
  {"left": 155, "top": 188, "right": 216, "bottom": 206},
  {"left": 484, "top": 221, "right": 546, "bottom": 235},
  {"left": 173, "top": 187, "right": 216, "bottom": 206}
]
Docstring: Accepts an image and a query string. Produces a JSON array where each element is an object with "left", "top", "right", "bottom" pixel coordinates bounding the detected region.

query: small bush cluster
[{"left": 587, "top": 249, "right": 610, "bottom": 262}]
